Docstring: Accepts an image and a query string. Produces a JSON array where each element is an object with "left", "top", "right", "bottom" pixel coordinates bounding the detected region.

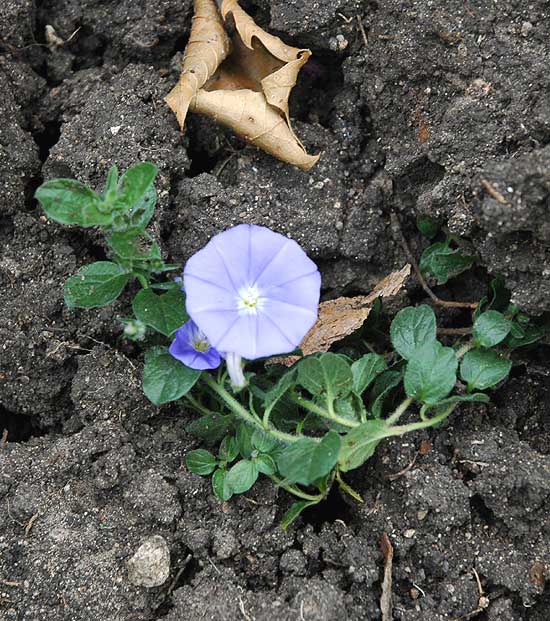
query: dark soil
[{"left": 1, "top": 1, "right": 549, "bottom": 619}]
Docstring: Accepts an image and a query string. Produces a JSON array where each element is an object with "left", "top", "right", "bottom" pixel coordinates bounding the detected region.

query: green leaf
[
  {"left": 264, "top": 369, "right": 297, "bottom": 413},
  {"left": 404, "top": 341, "right": 458, "bottom": 404},
  {"left": 115, "top": 162, "right": 158, "bottom": 212},
  {"left": 390, "top": 305, "right": 437, "bottom": 360},
  {"left": 460, "top": 349, "right": 512, "bottom": 391},
  {"left": 351, "top": 353, "right": 387, "bottom": 395},
  {"left": 212, "top": 469, "right": 233, "bottom": 501},
  {"left": 251, "top": 430, "right": 279, "bottom": 453},
  {"left": 129, "top": 184, "right": 157, "bottom": 230},
  {"left": 236, "top": 424, "right": 254, "bottom": 458},
  {"left": 225, "top": 460, "right": 259, "bottom": 494},
  {"left": 186, "top": 449, "right": 217, "bottom": 475},
  {"left": 370, "top": 369, "right": 403, "bottom": 418},
  {"left": 416, "top": 214, "right": 440, "bottom": 239},
  {"left": 280, "top": 499, "right": 320, "bottom": 530},
  {"left": 420, "top": 241, "right": 474, "bottom": 285},
  {"left": 36, "top": 179, "right": 113, "bottom": 228},
  {"left": 219, "top": 436, "right": 239, "bottom": 463},
  {"left": 64, "top": 261, "right": 129, "bottom": 308},
  {"left": 186, "top": 414, "right": 233, "bottom": 444},
  {"left": 132, "top": 288, "right": 188, "bottom": 337},
  {"left": 338, "top": 419, "right": 389, "bottom": 472},
  {"left": 277, "top": 430, "right": 341, "bottom": 486},
  {"left": 107, "top": 231, "right": 161, "bottom": 262},
  {"left": 143, "top": 346, "right": 201, "bottom": 405},
  {"left": 505, "top": 323, "right": 546, "bottom": 349},
  {"left": 297, "top": 353, "right": 353, "bottom": 400},
  {"left": 255, "top": 454, "right": 277, "bottom": 475},
  {"left": 473, "top": 311, "right": 511, "bottom": 348},
  {"left": 104, "top": 165, "right": 119, "bottom": 197}
]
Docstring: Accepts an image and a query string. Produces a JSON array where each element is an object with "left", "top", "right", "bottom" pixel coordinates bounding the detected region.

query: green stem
[
  {"left": 270, "top": 476, "right": 323, "bottom": 501},
  {"left": 290, "top": 394, "right": 359, "bottom": 428},
  {"left": 184, "top": 394, "right": 213, "bottom": 417},
  {"left": 385, "top": 396, "right": 414, "bottom": 426},
  {"left": 388, "top": 404, "right": 456, "bottom": 435},
  {"left": 456, "top": 341, "right": 475, "bottom": 359},
  {"left": 135, "top": 272, "right": 149, "bottom": 288},
  {"left": 202, "top": 374, "right": 300, "bottom": 445}
]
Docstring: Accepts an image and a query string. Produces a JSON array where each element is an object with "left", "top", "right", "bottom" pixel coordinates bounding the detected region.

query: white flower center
[{"left": 237, "top": 284, "right": 264, "bottom": 315}]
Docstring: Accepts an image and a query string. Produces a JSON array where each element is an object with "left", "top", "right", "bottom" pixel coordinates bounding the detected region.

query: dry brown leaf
[
  {"left": 165, "top": 0, "right": 319, "bottom": 170},
  {"left": 270, "top": 264, "right": 411, "bottom": 366},
  {"left": 165, "top": 0, "right": 231, "bottom": 128}
]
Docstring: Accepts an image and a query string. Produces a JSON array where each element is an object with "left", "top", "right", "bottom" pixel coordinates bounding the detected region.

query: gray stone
[{"left": 127, "top": 535, "right": 170, "bottom": 588}]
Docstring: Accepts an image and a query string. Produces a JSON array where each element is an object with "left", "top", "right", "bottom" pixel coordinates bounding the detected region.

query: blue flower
[
  {"left": 169, "top": 320, "right": 221, "bottom": 370},
  {"left": 184, "top": 224, "right": 321, "bottom": 360}
]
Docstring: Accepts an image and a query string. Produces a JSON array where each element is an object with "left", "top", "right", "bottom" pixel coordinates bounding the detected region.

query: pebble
[{"left": 127, "top": 536, "right": 170, "bottom": 588}]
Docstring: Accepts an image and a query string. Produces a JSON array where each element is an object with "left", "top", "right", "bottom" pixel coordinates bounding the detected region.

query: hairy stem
[
  {"left": 384, "top": 396, "right": 414, "bottom": 426},
  {"left": 290, "top": 394, "right": 359, "bottom": 428},
  {"left": 202, "top": 374, "right": 300, "bottom": 445},
  {"left": 270, "top": 475, "right": 323, "bottom": 501}
]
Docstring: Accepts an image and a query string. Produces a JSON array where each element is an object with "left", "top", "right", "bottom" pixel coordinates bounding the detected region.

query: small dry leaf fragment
[
  {"left": 166, "top": 0, "right": 319, "bottom": 170},
  {"left": 379, "top": 533, "right": 394, "bottom": 621},
  {"left": 270, "top": 264, "right": 411, "bottom": 366}
]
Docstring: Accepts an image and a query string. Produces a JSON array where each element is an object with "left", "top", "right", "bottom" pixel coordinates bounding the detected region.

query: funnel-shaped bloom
[
  {"left": 184, "top": 224, "right": 321, "bottom": 360},
  {"left": 169, "top": 320, "right": 222, "bottom": 370}
]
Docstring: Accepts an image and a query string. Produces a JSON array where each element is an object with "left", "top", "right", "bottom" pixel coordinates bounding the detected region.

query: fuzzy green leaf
[
  {"left": 390, "top": 305, "right": 437, "bottom": 361},
  {"left": 115, "top": 162, "right": 158, "bottom": 212},
  {"left": 351, "top": 353, "right": 387, "bottom": 395},
  {"left": 416, "top": 214, "right": 440, "bottom": 239},
  {"left": 36, "top": 179, "right": 113, "bottom": 228},
  {"left": 420, "top": 242, "right": 474, "bottom": 285},
  {"left": 212, "top": 469, "right": 233, "bottom": 501},
  {"left": 473, "top": 311, "right": 511, "bottom": 348},
  {"left": 297, "top": 353, "right": 353, "bottom": 400},
  {"left": 338, "top": 419, "right": 389, "bottom": 472},
  {"left": 186, "top": 414, "right": 233, "bottom": 444},
  {"left": 225, "top": 460, "right": 259, "bottom": 494},
  {"left": 64, "top": 261, "right": 129, "bottom": 308},
  {"left": 404, "top": 341, "right": 457, "bottom": 404},
  {"left": 277, "top": 430, "right": 341, "bottom": 486},
  {"left": 143, "top": 346, "right": 201, "bottom": 405},
  {"left": 132, "top": 288, "right": 188, "bottom": 337},
  {"left": 460, "top": 349, "right": 512, "bottom": 391},
  {"left": 186, "top": 449, "right": 217, "bottom": 475},
  {"left": 280, "top": 499, "right": 320, "bottom": 530}
]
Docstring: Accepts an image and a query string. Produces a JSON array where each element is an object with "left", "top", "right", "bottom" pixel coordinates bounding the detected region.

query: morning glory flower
[
  {"left": 169, "top": 320, "right": 222, "bottom": 370},
  {"left": 184, "top": 224, "right": 321, "bottom": 363}
]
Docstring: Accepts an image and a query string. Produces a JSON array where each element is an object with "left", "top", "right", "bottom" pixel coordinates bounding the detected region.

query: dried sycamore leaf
[
  {"left": 271, "top": 265, "right": 411, "bottom": 366},
  {"left": 166, "top": 0, "right": 319, "bottom": 170},
  {"left": 165, "top": 0, "right": 231, "bottom": 128}
]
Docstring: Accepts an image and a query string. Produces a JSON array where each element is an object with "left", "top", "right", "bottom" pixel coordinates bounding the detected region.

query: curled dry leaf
[
  {"left": 270, "top": 264, "right": 411, "bottom": 366},
  {"left": 165, "top": 0, "right": 320, "bottom": 170}
]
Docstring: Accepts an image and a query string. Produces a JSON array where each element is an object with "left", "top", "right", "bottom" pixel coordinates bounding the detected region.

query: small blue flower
[{"left": 169, "top": 320, "right": 221, "bottom": 370}]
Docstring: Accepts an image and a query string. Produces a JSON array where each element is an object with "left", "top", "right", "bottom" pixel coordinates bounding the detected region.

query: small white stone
[
  {"left": 127, "top": 536, "right": 170, "bottom": 588},
  {"left": 110, "top": 125, "right": 122, "bottom": 135}
]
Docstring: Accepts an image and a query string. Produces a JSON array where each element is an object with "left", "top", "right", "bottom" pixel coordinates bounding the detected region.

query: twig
[
  {"left": 379, "top": 533, "right": 394, "bottom": 621},
  {"left": 390, "top": 212, "right": 478, "bottom": 310},
  {"left": 387, "top": 452, "right": 418, "bottom": 481},
  {"left": 356, "top": 16, "right": 369, "bottom": 47},
  {"left": 438, "top": 327, "right": 473, "bottom": 336},
  {"left": 480, "top": 178, "right": 511, "bottom": 207},
  {"left": 0, "top": 429, "right": 7, "bottom": 450},
  {"left": 25, "top": 513, "right": 39, "bottom": 537}
]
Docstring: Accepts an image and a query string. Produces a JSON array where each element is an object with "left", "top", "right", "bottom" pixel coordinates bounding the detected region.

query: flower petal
[{"left": 169, "top": 321, "right": 221, "bottom": 370}]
